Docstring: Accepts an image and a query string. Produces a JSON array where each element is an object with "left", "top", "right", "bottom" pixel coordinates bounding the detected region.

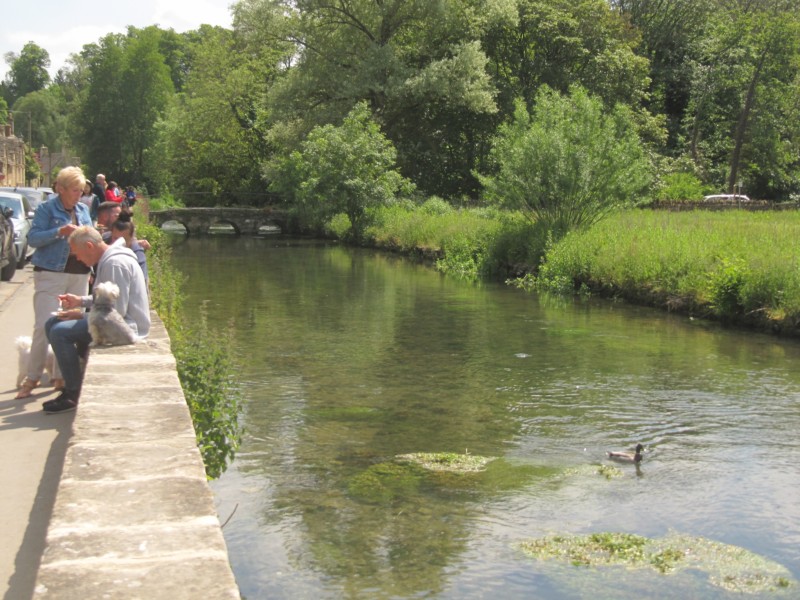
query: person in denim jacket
[{"left": 15, "top": 166, "right": 93, "bottom": 399}]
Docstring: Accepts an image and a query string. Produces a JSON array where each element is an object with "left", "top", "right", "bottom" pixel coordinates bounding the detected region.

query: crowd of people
[{"left": 15, "top": 166, "right": 151, "bottom": 414}]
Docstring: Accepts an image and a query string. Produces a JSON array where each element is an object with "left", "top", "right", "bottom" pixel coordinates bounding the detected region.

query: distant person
[
  {"left": 43, "top": 226, "right": 150, "bottom": 414},
  {"left": 105, "top": 181, "right": 121, "bottom": 203},
  {"left": 16, "top": 166, "right": 93, "bottom": 399},
  {"left": 79, "top": 180, "right": 99, "bottom": 220},
  {"left": 111, "top": 212, "right": 148, "bottom": 284},
  {"left": 92, "top": 174, "right": 106, "bottom": 204},
  {"left": 124, "top": 185, "right": 137, "bottom": 208}
]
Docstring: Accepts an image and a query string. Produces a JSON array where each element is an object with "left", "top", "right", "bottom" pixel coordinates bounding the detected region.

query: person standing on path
[{"left": 15, "top": 167, "right": 93, "bottom": 399}]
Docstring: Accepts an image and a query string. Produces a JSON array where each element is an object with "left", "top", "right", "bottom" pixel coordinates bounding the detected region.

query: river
[{"left": 169, "top": 235, "right": 800, "bottom": 599}]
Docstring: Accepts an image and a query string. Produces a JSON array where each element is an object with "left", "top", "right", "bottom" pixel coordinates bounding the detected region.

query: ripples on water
[{"left": 171, "top": 237, "right": 800, "bottom": 599}]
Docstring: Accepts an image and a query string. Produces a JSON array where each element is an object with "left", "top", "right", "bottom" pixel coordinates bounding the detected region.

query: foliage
[
  {"left": 655, "top": 171, "right": 708, "bottom": 202},
  {"left": 75, "top": 28, "right": 175, "bottom": 186},
  {"left": 11, "top": 87, "right": 70, "bottom": 152},
  {"left": 535, "top": 209, "right": 800, "bottom": 331},
  {"left": 142, "top": 222, "right": 242, "bottom": 479},
  {"left": 150, "top": 24, "right": 277, "bottom": 203},
  {"left": 480, "top": 86, "right": 653, "bottom": 237},
  {"left": 1, "top": 42, "right": 51, "bottom": 106},
  {"left": 269, "top": 102, "right": 414, "bottom": 240}
]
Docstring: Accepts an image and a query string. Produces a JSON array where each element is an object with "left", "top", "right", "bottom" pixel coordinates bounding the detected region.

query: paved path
[{"left": 0, "top": 266, "right": 72, "bottom": 600}]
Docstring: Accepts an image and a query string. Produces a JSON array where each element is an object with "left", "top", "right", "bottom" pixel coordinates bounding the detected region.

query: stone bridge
[{"left": 149, "top": 207, "right": 289, "bottom": 236}]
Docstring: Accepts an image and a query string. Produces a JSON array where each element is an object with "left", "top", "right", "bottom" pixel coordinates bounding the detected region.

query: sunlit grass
[{"left": 537, "top": 209, "right": 800, "bottom": 328}]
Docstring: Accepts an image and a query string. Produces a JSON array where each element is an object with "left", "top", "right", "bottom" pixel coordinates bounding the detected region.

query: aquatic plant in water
[
  {"left": 520, "top": 531, "right": 795, "bottom": 594},
  {"left": 395, "top": 452, "right": 497, "bottom": 473}
]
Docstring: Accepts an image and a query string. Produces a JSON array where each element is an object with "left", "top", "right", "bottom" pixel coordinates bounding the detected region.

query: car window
[{"left": 0, "top": 196, "right": 24, "bottom": 218}]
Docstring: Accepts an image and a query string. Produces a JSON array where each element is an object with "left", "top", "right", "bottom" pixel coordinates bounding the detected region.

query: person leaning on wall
[{"left": 16, "top": 166, "right": 93, "bottom": 399}]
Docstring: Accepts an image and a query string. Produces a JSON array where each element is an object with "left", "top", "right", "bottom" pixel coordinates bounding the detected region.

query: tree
[
  {"left": 151, "top": 25, "right": 275, "bottom": 203},
  {"left": 684, "top": 2, "right": 800, "bottom": 198},
  {"left": 269, "top": 102, "right": 413, "bottom": 239},
  {"left": 75, "top": 28, "right": 174, "bottom": 185},
  {"left": 2, "top": 42, "right": 51, "bottom": 106},
  {"left": 238, "top": 0, "right": 502, "bottom": 198},
  {"left": 479, "top": 86, "right": 652, "bottom": 235},
  {"left": 12, "top": 88, "right": 69, "bottom": 153}
]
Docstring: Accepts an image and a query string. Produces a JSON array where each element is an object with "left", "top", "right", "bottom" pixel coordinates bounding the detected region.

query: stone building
[{"left": 0, "top": 121, "right": 26, "bottom": 186}]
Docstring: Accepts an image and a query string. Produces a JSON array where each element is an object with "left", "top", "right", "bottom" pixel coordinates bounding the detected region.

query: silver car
[
  {"left": 0, "top": 186, "right": 54, "bottom": 211},
  {"left": 0, "top": 191, "right": 33, "bottom": 268}
]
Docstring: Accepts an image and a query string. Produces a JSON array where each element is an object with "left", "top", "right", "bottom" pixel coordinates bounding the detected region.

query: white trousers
[{"left": 27, "top": 270, "right": 90, "bottom": 381}]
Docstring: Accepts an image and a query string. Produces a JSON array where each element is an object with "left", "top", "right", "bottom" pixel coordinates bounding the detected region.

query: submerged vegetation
[{"left": 520, "top": 532, "right": 795, "bottom": 594}]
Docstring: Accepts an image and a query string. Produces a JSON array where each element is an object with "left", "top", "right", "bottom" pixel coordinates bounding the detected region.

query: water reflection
[{"left": 171, "top": 236, "right": 800, "bottom": 599}]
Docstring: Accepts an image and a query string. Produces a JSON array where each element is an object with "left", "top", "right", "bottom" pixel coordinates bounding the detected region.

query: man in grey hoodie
[{"left": 43, "top": 226, "right": 150, "bottom": 414}]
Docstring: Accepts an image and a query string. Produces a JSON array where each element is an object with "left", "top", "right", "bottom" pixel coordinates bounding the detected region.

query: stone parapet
[{"left": 33, "top": 313, "right": 240, "bottom": 599}]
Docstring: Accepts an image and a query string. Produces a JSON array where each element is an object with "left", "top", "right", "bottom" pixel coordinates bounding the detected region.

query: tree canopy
[{"left": 3, "top": 0, "right": 800, "bottom": 204}]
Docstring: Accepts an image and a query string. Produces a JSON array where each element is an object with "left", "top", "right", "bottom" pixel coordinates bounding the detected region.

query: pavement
[{"left": 0, "top": 265, "right": 73, "bottom": 600}]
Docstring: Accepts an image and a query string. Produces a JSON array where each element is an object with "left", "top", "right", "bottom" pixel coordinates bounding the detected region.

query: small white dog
[
  {"left": 16, "top": 336, "right": 55, "bottom": 387},
  {"left": 88, "top": 281, "right": 137, "bottom": 346}
]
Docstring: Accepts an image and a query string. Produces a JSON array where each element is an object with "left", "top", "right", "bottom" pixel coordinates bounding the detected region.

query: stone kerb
[{"left": 33, "top": 313, "right": 239, "bottom": 599}]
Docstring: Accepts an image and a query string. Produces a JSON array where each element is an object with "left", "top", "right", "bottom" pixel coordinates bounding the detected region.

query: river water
[{"left": 170, "top": 235, "right": 800, "bottom": 599}]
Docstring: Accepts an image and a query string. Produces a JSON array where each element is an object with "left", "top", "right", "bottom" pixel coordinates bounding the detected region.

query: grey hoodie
[{"left": 94, "top": 238, "right": 151, "bottom": 337}]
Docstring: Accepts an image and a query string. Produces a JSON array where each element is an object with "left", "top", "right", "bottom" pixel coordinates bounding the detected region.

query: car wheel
[
  {"left": 1, "top": 258, "right": 16, "bottom": 281},
  {"left": 16, "top": 243, "right": 28, "bottom": 269}
]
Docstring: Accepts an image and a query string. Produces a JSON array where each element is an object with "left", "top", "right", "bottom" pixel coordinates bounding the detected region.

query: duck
[{"left": 607, "top": 443, "right": 645, "bottom": 464}]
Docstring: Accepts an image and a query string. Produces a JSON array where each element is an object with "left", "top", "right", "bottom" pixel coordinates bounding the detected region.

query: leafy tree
[
  {"left": 479, "top": 86, "right": 652, "bottom": 235},
  {"left": 269, "top": 102, "right": 413, "bottom": 239},
  {"left": 150, "top": 24, "right": 280, "bottom": 203},
  {"left": 240, "top": 0, "right": 502, "bottom": 198},
  {"left": 2, "top": 42, "right": 51, "bottom": 106},
  {"left": 75, "top": 28, "right": 174, "bottom": 185},
  {"left": 684, "top": 1, "right": 800, "bottom": 198},
  {"left": 12, "top": 88, "right": 69, "bottom": 153},
  {"left": 119, "top": 27, "right": 175, "bottom": 183}
]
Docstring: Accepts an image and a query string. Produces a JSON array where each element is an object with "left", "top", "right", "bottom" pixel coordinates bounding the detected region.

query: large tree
[
  {"left": 76, "top": 28, "right": 174, "bottom": 185},
  {"left": 150, "top": 25, "right": 277, "bottom": 203},
  {"left": 237, "top": 0, "right": 503, "bottom": 198},
  {"left": 1, "top": 42, "right": 51, "bottom": 106},
  {"left": 684, "top": 1, "right": 800, "bottom": 198}
]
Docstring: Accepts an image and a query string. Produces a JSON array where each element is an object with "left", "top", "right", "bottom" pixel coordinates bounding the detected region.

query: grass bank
[
  {"left": 340, "top": 203, "right": 800, "bottom": 337},
  {"left": 533, "top": 210, "right": 800, "bottom": 335}
]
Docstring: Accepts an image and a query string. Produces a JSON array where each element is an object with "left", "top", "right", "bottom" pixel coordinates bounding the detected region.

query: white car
[
  {"left": 0, "top": 191, "right": 34, "bottom": 268},
  {"left": 703, "top": 194, "right": 751, "bottom": 203}
]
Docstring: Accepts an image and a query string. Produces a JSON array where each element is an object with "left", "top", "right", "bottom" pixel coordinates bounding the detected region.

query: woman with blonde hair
[{"left": 16, "top": 166, "right": 93, "bottom": 399}]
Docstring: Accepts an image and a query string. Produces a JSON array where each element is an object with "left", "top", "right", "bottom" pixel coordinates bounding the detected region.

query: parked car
[
  {"left": 0, "top": 186, "right": 54, "bottom": 211},
  {"left": 0, "top": 191, "right": 33, "bottom": 268},
  {"left": 0, "top": 205, "right": 16, "bottom": 281},
  {"left": 703, "top": 194, "right": 751, "bottom": 203}
]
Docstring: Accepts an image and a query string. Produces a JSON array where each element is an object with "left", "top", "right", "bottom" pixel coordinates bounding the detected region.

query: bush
[{"left": 479, "top": 86, "right": 652, "bottom": 236}]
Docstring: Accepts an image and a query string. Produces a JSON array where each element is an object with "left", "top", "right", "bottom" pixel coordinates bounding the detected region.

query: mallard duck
[{"left": 607, "top": 444, "right": 644, "bottom": 464}]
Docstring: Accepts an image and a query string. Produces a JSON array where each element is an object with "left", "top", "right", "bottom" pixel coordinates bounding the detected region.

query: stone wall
[{"left": 33, "top": 313, "right": 240, "bottom": 599}]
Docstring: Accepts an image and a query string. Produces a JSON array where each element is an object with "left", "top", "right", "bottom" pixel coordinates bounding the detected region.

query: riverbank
[{"left": 343, "top": 204, "right": 800, "bottom": 339}]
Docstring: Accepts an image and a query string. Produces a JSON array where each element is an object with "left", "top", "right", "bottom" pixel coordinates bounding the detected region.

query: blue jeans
[{"left": 45, "top": 316, "right": 91, "bottom": 395}]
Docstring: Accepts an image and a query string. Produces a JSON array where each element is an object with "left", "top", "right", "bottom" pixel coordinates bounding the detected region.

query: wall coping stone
[{"left": 33, "top": 312, "right": 240, "bottom": 599}]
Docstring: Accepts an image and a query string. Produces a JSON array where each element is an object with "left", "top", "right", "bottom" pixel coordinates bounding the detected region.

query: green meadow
[{"left": 352, "top": 204, "right": 800, "bottom": 336}]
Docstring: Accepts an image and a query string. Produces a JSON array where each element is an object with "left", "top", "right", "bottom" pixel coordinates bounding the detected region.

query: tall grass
[{"left": 537, "top": 210, "right": 800, "bottom": 330}]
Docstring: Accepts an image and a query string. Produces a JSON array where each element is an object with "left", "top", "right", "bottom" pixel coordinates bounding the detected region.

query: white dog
[
  {"left": 16, "top": 336, "right": 55, "bottom": 388},
  {"left": 88, "top": 281, "right": 137, "bottom": 346}
]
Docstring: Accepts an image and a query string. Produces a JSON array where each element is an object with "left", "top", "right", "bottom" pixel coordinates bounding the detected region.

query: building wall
[{"left": 0, "top": 125, "right": 26, "bottom": 186}]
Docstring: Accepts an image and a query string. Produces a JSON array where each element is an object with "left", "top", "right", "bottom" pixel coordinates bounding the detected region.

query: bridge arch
[{"left": 149, "top": 207, "right": 288, "bottom": 236}]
